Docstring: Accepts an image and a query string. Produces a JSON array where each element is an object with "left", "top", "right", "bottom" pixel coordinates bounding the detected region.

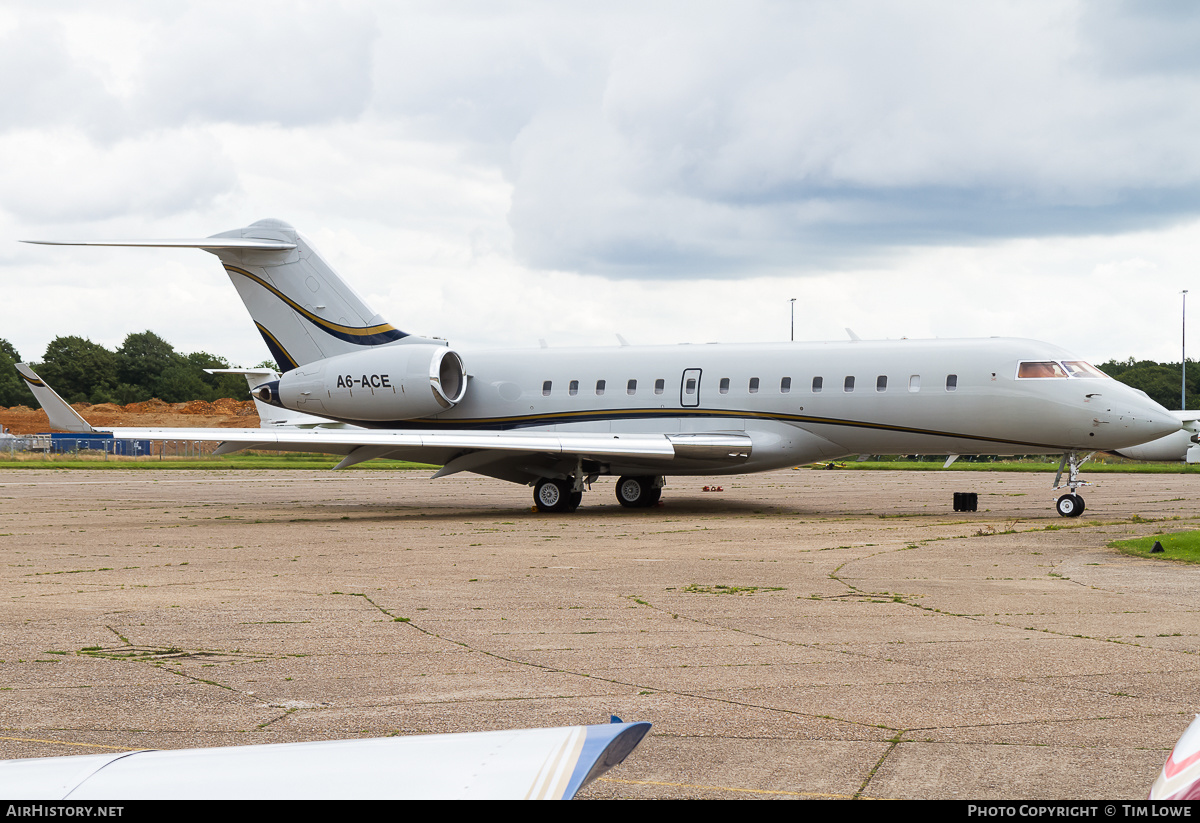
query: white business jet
[{"left": 22, "top": 219, "right": 1179, "bottom": 517}]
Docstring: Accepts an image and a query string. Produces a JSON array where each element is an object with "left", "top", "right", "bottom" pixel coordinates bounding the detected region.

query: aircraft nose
[{"left": 1119, "top": 400, "right": 1181, "bottom": 445}]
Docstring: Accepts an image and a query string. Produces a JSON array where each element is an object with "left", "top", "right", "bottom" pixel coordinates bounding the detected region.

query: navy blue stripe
[{"left": 227, "top": 265, "right": 408, "bottom": 347}]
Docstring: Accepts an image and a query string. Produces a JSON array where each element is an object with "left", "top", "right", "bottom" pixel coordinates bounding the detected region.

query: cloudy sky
[{"left": 3, "top": 0, "right": 1200, "bottom": 368}]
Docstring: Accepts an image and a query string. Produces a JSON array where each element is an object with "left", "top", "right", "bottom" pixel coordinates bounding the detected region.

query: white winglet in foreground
[
  {"left": 22, "top": 219, "right": 1183, "bottom": 516},
  {"left": 0, "top": 720, "right": 651, "bottom": 800}
]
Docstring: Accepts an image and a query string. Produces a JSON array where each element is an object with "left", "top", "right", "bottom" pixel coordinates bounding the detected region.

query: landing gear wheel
[
  {"left": 616, "top": 476, "right": 659, "bottom": 508},
  {"left": 1055, "top": 493, "right": 1085, "bottom": 518},
  {"left": 534, "top": 479, "right": 574, "bottom": 513}
]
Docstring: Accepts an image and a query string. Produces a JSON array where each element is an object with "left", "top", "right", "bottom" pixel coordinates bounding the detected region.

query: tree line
[
  {"left": 1095, "top": 358, "right": 1197, "bottom": 411},
  {"left": 0, "top": 332, "right": 268, "bottom": 407}
]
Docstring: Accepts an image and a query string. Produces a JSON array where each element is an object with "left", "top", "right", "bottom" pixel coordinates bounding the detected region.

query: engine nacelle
[{"left": 268, "top": 344, "right": 467, "bottom": 422}]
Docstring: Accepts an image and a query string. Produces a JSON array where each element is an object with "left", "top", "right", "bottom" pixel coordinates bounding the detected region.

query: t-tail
[{"left": 23, "top": 219, "right": 435, "bottom": 372}]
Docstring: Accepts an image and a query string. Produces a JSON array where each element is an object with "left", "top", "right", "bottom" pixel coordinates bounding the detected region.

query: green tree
[
  {"left": 36, "top": 337, "right": 119, "bottom": 404},
  {"left": 1099, "top": 358, "right": 1198, "bottom": 410},
  {"left": 185, "top": 352, "right": 252, "bottom": 401},
  {"left": 0, "top": 338, "right": 35, "bottom": 407},
  {"left": 116, "top": 331, "right": 182, "bottom": 399}
]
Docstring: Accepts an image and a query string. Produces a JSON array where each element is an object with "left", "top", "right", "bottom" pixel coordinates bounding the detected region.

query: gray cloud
[
  {"left": 0, "top": 17, "right": 125, "bottom": 138},
  {"left": 492, "top": 2, "right": 1200, "bottom": 276},
  {"left": 131, "top": 1, "right": 378, "bottom": 128}
]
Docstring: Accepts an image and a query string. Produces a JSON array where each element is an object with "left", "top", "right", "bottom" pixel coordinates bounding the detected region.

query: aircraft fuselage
[{"left": 273, "top": 336, "right": 1174, "bottom": 475}]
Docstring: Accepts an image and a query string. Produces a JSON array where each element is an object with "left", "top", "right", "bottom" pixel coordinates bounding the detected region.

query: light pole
[
  {"left": 1184, "top": 290, "right": 1189, "bottom": 410},
  {"left": 789, "top": 298, "right": 796, "bottom": 342}
]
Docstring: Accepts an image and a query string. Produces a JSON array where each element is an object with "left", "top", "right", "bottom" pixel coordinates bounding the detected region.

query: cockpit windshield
[
  {"left": 1062, "top": 361, "right": 1106, "bottom": 378},
  {"left": 1018, "top": 361, "right": 1068, "bottom": 378},
  {"left": 1017, "top": 360, "right": 1107, "bottom": 379}
]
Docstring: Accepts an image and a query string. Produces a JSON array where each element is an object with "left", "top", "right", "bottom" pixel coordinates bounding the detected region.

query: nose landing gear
[{"left": 1053, "top": 452, "right": 1092, "bottom": 518}]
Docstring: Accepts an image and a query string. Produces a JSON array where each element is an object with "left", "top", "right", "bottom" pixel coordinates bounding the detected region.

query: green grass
[
  {"left": 1110, "top": 531, "right": 1200, "bottom": 563},
  {"left": 0, "top": 452, "right": 436, "bottom": 471}
]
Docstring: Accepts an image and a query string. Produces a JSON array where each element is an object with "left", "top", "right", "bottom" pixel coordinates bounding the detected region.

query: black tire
[
  {"left": 1055, "top": 494, "right": 1084, "bottom": 518},
  {"left": 534, "top": 479, "right": 573, "bottom": 513},
  {"left": 616, "top": 476, "right": 658, "bottom": 508}
]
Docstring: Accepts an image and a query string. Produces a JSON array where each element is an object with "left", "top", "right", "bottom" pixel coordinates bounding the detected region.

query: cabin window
[
  {"left": 909, "top": 375, "right": 920, "bottom": 392},
  {"left": 876, "top": 375, "right": 887, "bottom": 392},
  {"left": 1017, "top": 361, "right": 1068, "bottom": 379},
  {"left": 780, "top": 377, "right": 791, "bottom": 393},
  {"left": 946, "top": 374, "right": 958, "bottom": 392},
  {"left": 596, "top": 380, "right": 606, "bottom": 395},
  {"left": 749, "top": 377, "right": 760, "bottom": 393},
  {"left": 654, "top": 379, "right": 665, "bottom": 394},
  {"left": 542, "top": 380, "right": 552, "bottom": 396},
  {"left": 569, "top": 380, "right": 579, "bottom": 396},
  {"left": 719, "top": 378, "right": 730, "bottom": 394},
  {"left": 812, "top": 376, "right": 823, "bottom": 393},
  {"left": 685, "top": 378, "right": 697, "bottom": 395},
  {"left": 844, "top": 376, "right": 855, "bottom": 392},
  {"left": 627, "top": 379, "right": 637, "bottom": 395}
]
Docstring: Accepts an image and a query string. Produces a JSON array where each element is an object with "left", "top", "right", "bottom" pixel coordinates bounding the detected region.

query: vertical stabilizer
[
  {"left": 23, "top": 219, "right": 436, "bottom": 372},
  {"left": 206, "top": 219, "right": 419, "bottom": 370}
]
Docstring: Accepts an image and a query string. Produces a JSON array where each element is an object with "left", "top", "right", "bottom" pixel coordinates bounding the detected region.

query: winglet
[{"left": 14, "top": 364, "right": 95, "bottom": 433}]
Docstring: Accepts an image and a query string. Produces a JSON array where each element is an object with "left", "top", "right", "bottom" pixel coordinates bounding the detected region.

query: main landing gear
[
  {"left": 533, "top": 478, "right": 584, "bottom": 513},
  {"left": 615, "top": 475, "right": 664, "bottom": 508},
  {"left": 531, "top": 474, "right": 666, "bottom": 512},
  {"left": 1052, "top": 451, "right": 1092, "bottom": 518}
]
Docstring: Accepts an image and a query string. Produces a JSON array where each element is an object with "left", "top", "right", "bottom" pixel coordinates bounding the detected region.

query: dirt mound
[
  {"left": 212, "top": 398, "right": 254, "bottom": 415},
  {"left": 124, "top": 399, "right": 172, "bottom": 414},
  {"left": 0, "top": 399, "right": 260, "bottom": 435}
]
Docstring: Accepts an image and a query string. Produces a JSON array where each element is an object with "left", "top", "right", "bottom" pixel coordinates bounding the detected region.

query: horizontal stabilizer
[{"left": 21, "top": 238, "right": 296, "bottom": 251}]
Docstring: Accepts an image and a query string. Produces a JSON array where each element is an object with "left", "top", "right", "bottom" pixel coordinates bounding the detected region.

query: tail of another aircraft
[{"left": 24, "top": 219, "right": 432, "bottom": 371}]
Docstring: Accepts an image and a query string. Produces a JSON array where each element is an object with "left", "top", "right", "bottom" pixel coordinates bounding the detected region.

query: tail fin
[{"left": 24, "top": 219, "right": 429, "bottom": 371}]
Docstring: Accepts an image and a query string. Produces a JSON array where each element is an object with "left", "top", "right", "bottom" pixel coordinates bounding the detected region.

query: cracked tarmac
[{"left": 1, "top": 467, "right": 1199, "bottom": 799}]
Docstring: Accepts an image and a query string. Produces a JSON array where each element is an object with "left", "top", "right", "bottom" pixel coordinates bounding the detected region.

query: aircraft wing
[
  {"left": 15, "top": 364, "right": 752, "bottom": 472},
  {"left": 2, "top": 720, "right": 651, "bottom": 800}
]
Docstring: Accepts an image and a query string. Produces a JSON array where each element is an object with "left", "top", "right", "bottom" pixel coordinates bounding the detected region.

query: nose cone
[{"left": 1096, "top": 392, "right": 1181, "bottom": 450}]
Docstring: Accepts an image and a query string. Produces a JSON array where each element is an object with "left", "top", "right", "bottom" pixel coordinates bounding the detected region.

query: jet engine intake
[{"left": 275, "top": 344, "right": 467, "bottom": 422}]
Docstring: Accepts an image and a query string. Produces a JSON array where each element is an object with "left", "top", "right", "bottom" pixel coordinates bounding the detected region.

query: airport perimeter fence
[{"left": 1, "top": 434, "right": 222, "bottom": 462}]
